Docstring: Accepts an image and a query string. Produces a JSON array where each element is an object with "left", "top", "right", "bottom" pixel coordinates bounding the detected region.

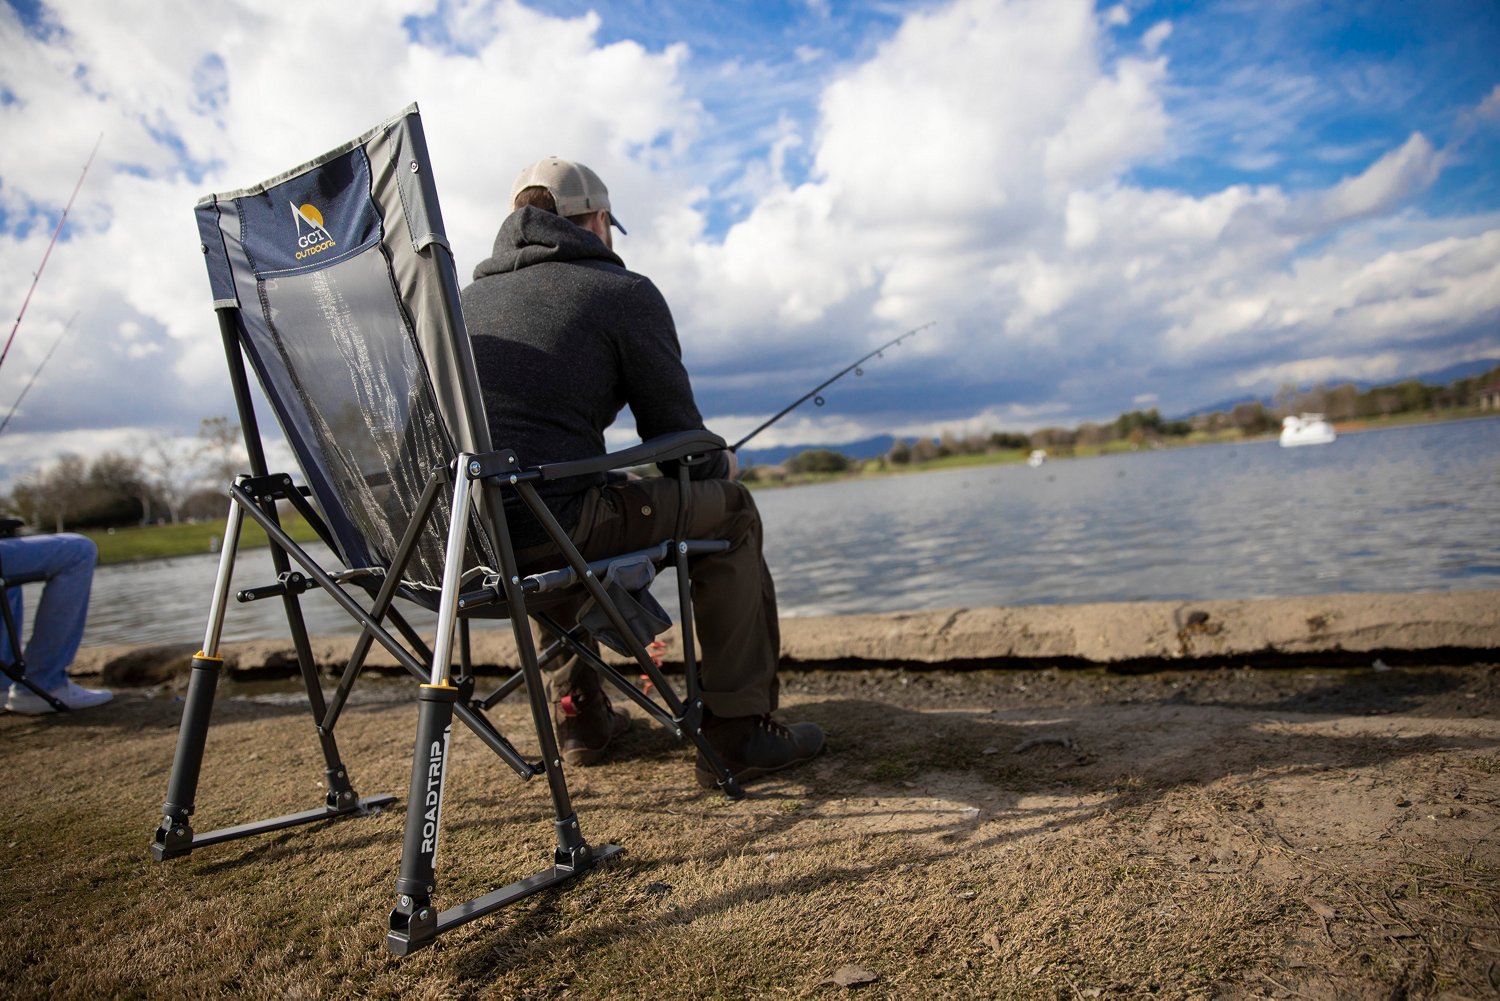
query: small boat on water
[
  {"left": 1280, "top": 413, "right": 1336, "bottom": 447},
  {"left": 1027, "top": 449, "right": 1047, "bottom": 467}
]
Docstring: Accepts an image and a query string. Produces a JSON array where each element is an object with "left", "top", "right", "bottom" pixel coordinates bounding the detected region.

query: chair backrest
[{"left": 193, "top": 105, "right": 496, "bottom": 588}]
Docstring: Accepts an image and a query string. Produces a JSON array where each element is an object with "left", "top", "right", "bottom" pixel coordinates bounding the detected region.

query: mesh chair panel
[{"left": 252, "top": 249, "right": 455, "bottom": 585}]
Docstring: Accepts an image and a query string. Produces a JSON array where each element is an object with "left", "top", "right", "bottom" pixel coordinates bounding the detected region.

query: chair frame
[{"left": 150, "top": 105, "right": 744, "bottom": 957}]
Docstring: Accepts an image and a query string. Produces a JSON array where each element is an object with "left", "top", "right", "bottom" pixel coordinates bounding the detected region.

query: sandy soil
[
  {"left": 778, "top": 662, "right": 1500, "bottom": 997},
  {"left": 2, "top": 654, "right": 1496, "bottom": 997}
]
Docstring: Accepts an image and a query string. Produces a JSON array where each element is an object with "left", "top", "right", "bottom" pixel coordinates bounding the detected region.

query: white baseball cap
[{"left": 510, "top": 157, "right": 626, "bottom": 233}]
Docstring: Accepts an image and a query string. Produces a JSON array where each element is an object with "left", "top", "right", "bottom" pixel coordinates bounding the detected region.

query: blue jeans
[{"left": 1, "top": 534, "right": 97, "bottom": 691}]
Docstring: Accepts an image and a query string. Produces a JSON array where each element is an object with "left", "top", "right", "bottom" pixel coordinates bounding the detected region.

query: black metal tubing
[
  {"left": 388, "top": 843, "right": 623, "bottom": 957},
  {"left": 229, "top": 480, "right": 539, "bottom": 780},
  {"left": 480, "top": 473, "right": 579, "bottom": 821},
  {"left": 386, "top": 681, "right": 459, "bottom": 953},
  {"left": 218, "top": 310, "right": 270, "bottom": 479},
  {"left": 432, "top": 843, "right": 623, "bottom": 936},
  {"left": 182, "top": 794, "right": 398, "bottom": 850},
  {"left": 231, "top": 481, "right": 430, "bottom": 678},
  {"left": 513, "top": 483, "right": 673, "bottom": 689},
  {"left": 310, "top": 467, "right": 447, "bottom": 733},
  {"left": 467, "top": 430, "right": 726, "bottom": 483},
  {"left": 530, "top": 610, "right": 684, "bottom": 732},
  {"left": 674, "top": 462, "right": 702, "bottom": 706}
]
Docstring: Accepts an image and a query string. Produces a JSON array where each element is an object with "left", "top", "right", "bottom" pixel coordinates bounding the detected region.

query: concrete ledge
[
  {"left": 74, "top": 590, "right": 1499, "bottom": 686},
  {"left": 778, "top": 591, "right": 1500, "bottom": 666}
]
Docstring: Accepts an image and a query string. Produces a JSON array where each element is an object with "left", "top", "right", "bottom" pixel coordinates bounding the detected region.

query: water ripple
[{"left": 62, "top": 418, "right": 1500, "bottom": 646}]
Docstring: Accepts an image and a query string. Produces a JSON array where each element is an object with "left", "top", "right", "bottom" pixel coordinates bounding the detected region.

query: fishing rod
[
  {"left": 731, "top": 321, "right": 932, "bottom": 452},
  {"left": 0, "top": 312, "right": 77, "bottom": 437},
  {"left": 0, "top": 133, "right": 102, "bottom": 375}
]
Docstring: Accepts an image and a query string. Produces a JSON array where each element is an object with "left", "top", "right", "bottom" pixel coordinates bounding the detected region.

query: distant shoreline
[
  {"left": 78, "top": 409, "right": 1500, "bottom": 565},
  {"left": 738, "top": 408, "right": 1500, "bottom": 488}
]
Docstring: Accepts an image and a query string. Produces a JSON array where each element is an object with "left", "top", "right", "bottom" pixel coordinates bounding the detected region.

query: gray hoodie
[{"left": 461, "top": 206, "right": 727, "bottom": 547}]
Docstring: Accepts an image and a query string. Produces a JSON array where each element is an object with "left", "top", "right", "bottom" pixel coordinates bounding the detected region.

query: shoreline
[
  {"left": 75, "top": 410, "right": 1500, "bottom": 564},
  {"left": 75, "top": 589, "right": 1500, "bottom": 687}
]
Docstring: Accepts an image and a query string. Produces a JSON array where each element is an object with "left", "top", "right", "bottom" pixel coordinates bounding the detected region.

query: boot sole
[
  {"left": 695, "top": 747, "right": 821, "bottom": 790},
  {"left": 563, "top": 745, "right": 611, "bottom": 767}
]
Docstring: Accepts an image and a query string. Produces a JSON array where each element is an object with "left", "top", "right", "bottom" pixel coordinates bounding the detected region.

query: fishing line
[
  {"left": 0, "top": 133, "right": 102, "bottom": 374},
  {"left": 730, "top": 321, "right": 932, "bottom": 452},
  {"left": 0, "top": 312, "right": 78, "bottom": 436}
]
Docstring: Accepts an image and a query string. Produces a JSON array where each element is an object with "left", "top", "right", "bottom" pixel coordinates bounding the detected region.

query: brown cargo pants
[{"left": 516, "top": 476, "right": 780, "bottom": 718}]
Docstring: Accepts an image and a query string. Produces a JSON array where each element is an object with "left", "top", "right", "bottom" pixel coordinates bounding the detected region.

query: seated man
[
  {"left": 1, "top": 529, "right": 112, "bottom": 714},
  {"left": 461, "top": 157, "right": 822, "bottom": 788}
]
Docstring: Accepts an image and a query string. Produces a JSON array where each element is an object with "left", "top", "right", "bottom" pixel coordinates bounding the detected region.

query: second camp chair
[{"left": 150, "top": 104, "right": 745, "bottom": 956}]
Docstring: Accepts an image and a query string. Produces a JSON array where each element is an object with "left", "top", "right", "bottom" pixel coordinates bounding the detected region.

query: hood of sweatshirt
[{"left": 472, "top": 205, "right": 625, "bottom": 279}]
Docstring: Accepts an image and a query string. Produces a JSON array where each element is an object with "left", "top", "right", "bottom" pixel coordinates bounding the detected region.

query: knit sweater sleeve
[{"left": 618, "top": 277, "right": 730, "bottom": 480}]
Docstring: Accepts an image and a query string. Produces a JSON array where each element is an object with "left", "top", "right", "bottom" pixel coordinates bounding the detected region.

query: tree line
[
  {"left": 3, "top": 417, "right": 245, "bottom": 532},
  {"left": 748, "top": 363, "right": 1500, "bottom": 478}
]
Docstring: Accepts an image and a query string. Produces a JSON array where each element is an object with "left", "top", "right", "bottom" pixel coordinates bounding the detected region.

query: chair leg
[
  {"left": 151, "top": 651, "right": 225, "bottom": 859},
  {"left": 386, "top": 681, "right": 458, "bottom": 953},
  {"left": 0, "top": 580, "right": 68, "bottom": 712},
  {"left": 385, "top": 644, "right": 626, "bottom": 957},
  {"left": 152, "top": 492, "right": 395, "bottom": 862}
]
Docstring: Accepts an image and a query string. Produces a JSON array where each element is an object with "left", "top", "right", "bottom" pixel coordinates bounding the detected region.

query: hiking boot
[
  {"left": 5, "top": 679, "right": 113, "bottom": 715},
  {"left": 555, "top": 688, "right": 630, "bottom": 766},
  {"left": 695, "top": 713, "right": 824, "bottom": 789}
]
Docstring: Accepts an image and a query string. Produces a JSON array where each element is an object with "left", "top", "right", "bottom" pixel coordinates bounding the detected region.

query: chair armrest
[{"left": 534, "top": 430, "right": 726, "bottom": 482}]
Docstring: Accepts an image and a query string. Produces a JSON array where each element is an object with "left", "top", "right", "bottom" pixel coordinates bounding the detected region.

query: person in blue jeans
[{"left": 1, "top": 532, "right": 111, "bottom": 714}]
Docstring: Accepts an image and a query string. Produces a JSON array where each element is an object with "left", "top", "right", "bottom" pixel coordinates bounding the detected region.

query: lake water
[{"left": 61, "top": 417, "right": 1500, "bottom": 648}]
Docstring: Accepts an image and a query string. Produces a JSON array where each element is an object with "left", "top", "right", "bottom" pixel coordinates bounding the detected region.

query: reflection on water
[
  {"left": 758, "top": 417, "right": 1500, "bottom": 616},
  {"left": 72, "top": 417, "right": 1500, "bottom": 647}
]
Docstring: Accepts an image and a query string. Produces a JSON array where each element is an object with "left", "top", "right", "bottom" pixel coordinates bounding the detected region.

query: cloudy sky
[{"left": 1, "top": 0, "right": 1497, "bottom": 485}]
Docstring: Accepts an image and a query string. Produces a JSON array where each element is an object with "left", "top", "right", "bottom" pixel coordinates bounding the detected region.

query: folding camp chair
[
  {"left": 150, "top": 104, "right": 745, "bottom": 956},
  {"left": 0, "top": 521, "right": 70, "bottom": 712}
]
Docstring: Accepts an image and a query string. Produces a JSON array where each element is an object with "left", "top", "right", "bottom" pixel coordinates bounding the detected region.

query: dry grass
[{"left": 1, "top": 664, "right": 1497, "bottom": 998}]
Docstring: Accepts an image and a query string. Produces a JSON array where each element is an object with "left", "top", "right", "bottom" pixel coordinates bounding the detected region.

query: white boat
[
  {"left": 1027, "top": 449, "right": 1047, "bottom": 467},
  {"left": 1279, "top": 413, "right": 1336, "bottom": 447}
]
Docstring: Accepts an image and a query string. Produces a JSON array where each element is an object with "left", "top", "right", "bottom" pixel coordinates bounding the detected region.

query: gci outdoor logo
[{"left": 291, "top": 202, "right": 336, "bottom": 260}]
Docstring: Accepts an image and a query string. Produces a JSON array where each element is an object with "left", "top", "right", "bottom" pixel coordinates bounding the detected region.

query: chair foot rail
[
  {"left": 385, "top": 843, "right": 624, "bottom": 956},
  {"left": 151, "top": 794, "right": 397, "bottom": 861}
]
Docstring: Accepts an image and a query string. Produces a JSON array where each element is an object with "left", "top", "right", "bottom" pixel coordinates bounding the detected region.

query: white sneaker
[{"left": 5, "top": 680, "right": 113, "bottom": 714}]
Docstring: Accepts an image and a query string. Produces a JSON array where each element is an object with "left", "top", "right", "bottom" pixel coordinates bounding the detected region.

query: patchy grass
[
  {"left": 84, "top": 513, "right": 320, "bottom": 565},
  {"left": 1, "top": 663, "right": 1497, "bottom": 998}
]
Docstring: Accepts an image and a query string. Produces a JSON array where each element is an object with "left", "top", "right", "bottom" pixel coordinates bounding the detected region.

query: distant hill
[
  {"left": 738, "top": 434, "right": 895, "bottom": 467},
  {"left": 1176, "top": 357, "right": 1500, "bottom": 420}
]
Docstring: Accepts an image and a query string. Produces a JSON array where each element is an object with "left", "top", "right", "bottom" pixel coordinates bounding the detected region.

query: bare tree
[
  {"left": 196, "top": 416, "right": 246, "bottom": 513},
  {"left": 88, "top": 451, "right": 156, "bottom": 525},
  {"left": 144, "top": 433, "right": 198, "bottom": 524},
  {"left": 12, "top": 454, "right": 88, "bottom": 533}
]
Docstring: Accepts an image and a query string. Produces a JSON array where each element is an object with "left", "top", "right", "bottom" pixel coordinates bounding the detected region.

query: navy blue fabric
[{"left": 236, "top": 147, "right": 380, "bottom": 279}]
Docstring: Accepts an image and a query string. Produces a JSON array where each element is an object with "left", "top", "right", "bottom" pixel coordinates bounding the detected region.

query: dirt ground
[{"left": 1, "top": 659, "right": 1496, "bottom": 999}]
